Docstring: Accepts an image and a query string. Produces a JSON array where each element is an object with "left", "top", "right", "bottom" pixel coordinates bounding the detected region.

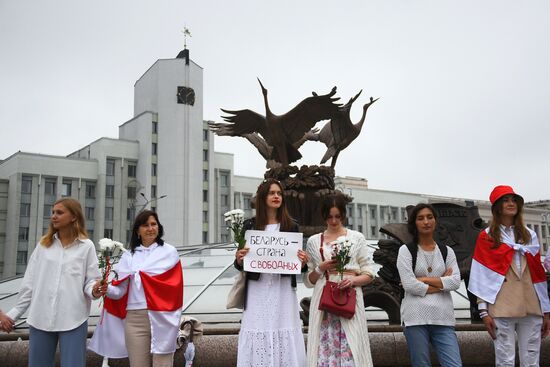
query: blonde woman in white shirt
[{"left": 5, "top": 198, "right": 101, "bottom": 367}]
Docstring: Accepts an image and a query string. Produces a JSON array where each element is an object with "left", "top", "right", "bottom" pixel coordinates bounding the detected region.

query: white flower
[
  {"left": 99, "top": 238, "right": 125, "bottom": 254},
  {"left": 99, "top": 238, "right": 115, "bottom": 251}
]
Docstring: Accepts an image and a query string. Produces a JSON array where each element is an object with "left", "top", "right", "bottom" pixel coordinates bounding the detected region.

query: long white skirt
[{"left": 237, "top": 273, "right": 306, "bottom": 367}]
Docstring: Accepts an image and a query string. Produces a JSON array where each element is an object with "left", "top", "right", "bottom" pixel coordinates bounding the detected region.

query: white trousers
[{"left": 493, "top": 315, "right": 543, "bottom": 367}]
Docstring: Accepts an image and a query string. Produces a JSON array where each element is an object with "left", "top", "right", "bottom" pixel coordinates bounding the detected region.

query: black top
[{"left": 233, "top": 217, "right": 306, "bottom": 309}]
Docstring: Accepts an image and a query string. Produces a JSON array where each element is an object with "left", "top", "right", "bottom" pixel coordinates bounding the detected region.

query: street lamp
[{"left": 138, "top": 192, "right": 168, "bottom": 212}]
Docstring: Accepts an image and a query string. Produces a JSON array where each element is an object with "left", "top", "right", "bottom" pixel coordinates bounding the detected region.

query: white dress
[{"left": 237, "top": 223, "right": 307, "bottom": 367}]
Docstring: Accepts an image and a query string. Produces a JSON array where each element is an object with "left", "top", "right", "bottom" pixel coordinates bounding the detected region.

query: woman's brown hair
[
  {"left": 320, "top": 194, "right": 348, "bottom": 225},
  {"left": 488, "top": 195, "right": 531, "bottom": 247},
  {"left": 254, "top": 179, "right": 294, "bottom": 231},
  {"left": 40, "top": 198, "right": 88, "bottom": 247}
]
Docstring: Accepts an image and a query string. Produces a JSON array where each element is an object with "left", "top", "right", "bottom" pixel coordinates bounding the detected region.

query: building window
[
  {"left": 20, "top": 203, "right": 31, "bottom": 217},
  {"left": 127, "top": 230, "right": 132, "bottom": 243},
  {"left": 18, "top": 227, "right": 29, "bottom": 241},
  {"left": 62, "top": 182, "right": 72, "bottom": 197},
  {"left": 152, "top": 142, "right": 157, "bottom": 155},
  {"left": 370, "top": 226, "right": 377, "bottom": 237},
  {"left": 88, "top": 230, "right": 94, "bottom": 240},
  {"left": 17, "top": 251, "right": 28, "bottom": 265},
  {"left": 151, "top": 206, "right": 156, "bottom": 212},
  {"left": 221, "top": 233, "right": 229, "bottom": 243},
  {"left": 86, "top": 183, "right": 96, "bottom": 198},
  {"left": 220, "top": 173, "right": 229, "bottom": 187},
  {"left": 401, "top": 208, "right": 407, "bottom": 221},
  {"left": 128, "top": 186, "right": 137, "bottom": 199},
  {"left": 203, "top": 231, "right": 208, "bottom": 243},
  {"left": 106, "top": 185, "right": 115, "bottom": 198},
  {"left": 203, "top": 190, "right": 208, "bottom": 202},
  {"left": 221, "top": 194, "right": 229, "bottom": 206},
  {"left": 127, "top": 208, "right": 135, "bottom": 221},
  {"left": 203, "top": 129, "right": 209, "bottom": 141},
  {"left": 542, "top": 225, "right": 547, "bottom": 238},
  {"left": 104, "top": 229, "right": 113, "bottom": 238},
  {"left": 106, "top": 159, "right": 115, "bottom": 176},
  {"left": 151, "top": 163, "right": 157, "bottom": 176},
  {"left": 44, "top": 204, "right": 53, "bottom": 218},
  {"left": 358, "top": 225, "right": 363, "bottom": 233},
  {"left": 105, "top": 207, "right": 114, "bottom": 221},
  {"left": 21, "top": 177, "right": 33, "bottom": 194},
  {"left": 370, "top": 207, "right": 376, "bottom": 220},
  {"left": 391, "top": 207, "right": 398, "bottom": 221},
  {"left": 152, "top": 121, "right": 158, "bottom": 134},
  {"left": 151, "top": 185, "right": 157, "bottom": 198},
  {"left": 45, "top": 179, "right": 56, "bottom": 196},
  {"left": 203, "top": 169, "right": 208, "bottom": 181},
  {"left": 85, "top": 207, "right": 95, "bottom": 220},
  {"left": 203, "top": 210, "right": 208, "bottom": 222},
  {"left": 203, "top": 149, "right": 208, "bottom": 161},
  {"left": 128, "top": 165, "right": 137, "bottom": 178},
  {"left": 243, "top": 195, "right": 252, "bottom": 209}
]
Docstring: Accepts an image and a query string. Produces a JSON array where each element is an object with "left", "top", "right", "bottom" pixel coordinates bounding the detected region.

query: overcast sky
[{"left": 1, "top": 1, "right": 549, "bottom": 202}]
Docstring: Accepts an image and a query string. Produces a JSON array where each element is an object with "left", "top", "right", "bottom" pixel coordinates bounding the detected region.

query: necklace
[{"left": 420, "top": 247, "right": 435, "bottom": 273}]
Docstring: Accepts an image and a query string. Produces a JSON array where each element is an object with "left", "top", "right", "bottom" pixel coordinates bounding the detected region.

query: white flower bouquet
[
  {"left": 332, "top": 236, "right": 353, "bottom": 280},
  {"left": 97, "top": 238, "right": 125, "bottom": 287},
  {"left": 224, "top": 209, "right": 246, "bottom": 250}
]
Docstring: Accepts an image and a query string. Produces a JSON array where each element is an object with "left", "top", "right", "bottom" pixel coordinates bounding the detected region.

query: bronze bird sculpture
[
  {"left": 308, "top": 90, "right": 379, "bottom": 169},
  {"left": 209, "top": 79, "right": 341, "bottom": 166},
  {"left": 243, "top": 128, "right": 319, "bottom": 169}
]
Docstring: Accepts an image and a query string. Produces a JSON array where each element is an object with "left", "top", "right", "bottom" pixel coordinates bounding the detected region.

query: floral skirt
[{"left": 318, "top": 312, "right": 355, "bottom": 367}]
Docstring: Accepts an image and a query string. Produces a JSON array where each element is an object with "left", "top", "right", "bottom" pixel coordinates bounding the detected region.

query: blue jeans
[
  {"left": 404, "top": 325, "right": 462, "bottom": 367},
  {"left": 28, "top": 321, "right": 88, "bottom": 367}
]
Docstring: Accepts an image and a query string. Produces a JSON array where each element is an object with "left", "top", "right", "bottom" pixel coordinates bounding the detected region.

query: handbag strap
[{"left": 319, "top": 233, "right": 330, "bottom": 282}]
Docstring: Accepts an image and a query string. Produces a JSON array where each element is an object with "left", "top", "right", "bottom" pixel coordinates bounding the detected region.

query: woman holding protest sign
[
  {"left": 304, "top": 193, "right": 375, "bottom": 367},
  {"left": 234, "top": 178, "right": 308, "bottom": 367}
]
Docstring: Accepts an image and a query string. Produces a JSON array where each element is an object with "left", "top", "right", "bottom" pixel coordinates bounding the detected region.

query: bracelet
[
  {"left": 314, "top": 266, "right": 323, "bottom": 276},
  {"left": 479, "top": 310, "right": 489, "bottom": 319}
]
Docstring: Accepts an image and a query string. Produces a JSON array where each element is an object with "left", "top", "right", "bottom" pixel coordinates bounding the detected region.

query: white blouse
[
  {"left": 397, "top": 244, "right": 461, "bottom": 327},
  {"left": 7, "top": 234, "right": 100, "bottom": 331}
]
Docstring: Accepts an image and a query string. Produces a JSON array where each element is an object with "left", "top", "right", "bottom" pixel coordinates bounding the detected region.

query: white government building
[{"left": 1, "top": 48, "right": 549, "bottom": 279}]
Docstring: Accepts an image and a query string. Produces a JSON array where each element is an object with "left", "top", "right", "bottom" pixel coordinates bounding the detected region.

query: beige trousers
[{"left": 124, "top": 309, "right": 174, "bottom": 367}]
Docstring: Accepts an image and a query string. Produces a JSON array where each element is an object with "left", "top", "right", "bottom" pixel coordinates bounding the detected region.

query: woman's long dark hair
[
  {"left": 320, "top": 194, "right": 347, "bottom": 225},
  {"left": 254, "top": 178, "right": 294, "bottom": 231},
  {"left": 407, "top": 203, "right": 437, "bottom": 244},
  {"left": 129, "top": 210, "right": 165, "bottom": 253},
  {"left": 488, "top": 196, "right": 530, "bottom": 247}
]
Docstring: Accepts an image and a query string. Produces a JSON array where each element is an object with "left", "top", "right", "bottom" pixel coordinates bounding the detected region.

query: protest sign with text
[{"left": 243, "top": 230, "right": 303, "bottom": 274}]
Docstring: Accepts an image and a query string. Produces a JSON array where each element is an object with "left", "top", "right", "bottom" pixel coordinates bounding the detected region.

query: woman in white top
[
  {"left": 234, "top": 178, "right": 309, "bottom": 367},
  {"left": 304, "top": 193, "right": 375, "bottom": 367},
  {"left": 396, "top": 203, "right": 462, "bottom": 367},
  {"left": 5, "top": 197, "right": 101, "bottom": 367},
  {"left": 92, "top": 210, "right": 183, "bottom": 367}
]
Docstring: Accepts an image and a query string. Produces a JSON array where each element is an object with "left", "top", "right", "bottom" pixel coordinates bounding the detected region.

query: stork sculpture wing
[
  {"left": 331, "top": 90, "right": 362, "bottom": 145},
  {"left": 209, "top": 109, "right": 268, "bottom": 137},
  {"left": 281, "top": 87, "right": 341, "bottom": 144}
]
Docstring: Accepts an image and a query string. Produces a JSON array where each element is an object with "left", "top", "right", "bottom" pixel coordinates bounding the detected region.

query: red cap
[{"left": 489, "top": 185, "right": 523, "bottom": 205}]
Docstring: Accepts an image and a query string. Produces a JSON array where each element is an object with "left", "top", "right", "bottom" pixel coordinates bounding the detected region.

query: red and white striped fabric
[
  {"left": 468, "top": 228, "right": 550, "bottom": 313},
  {"left": 89, "top": 244, "right": 184, "bottom": 358}
]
